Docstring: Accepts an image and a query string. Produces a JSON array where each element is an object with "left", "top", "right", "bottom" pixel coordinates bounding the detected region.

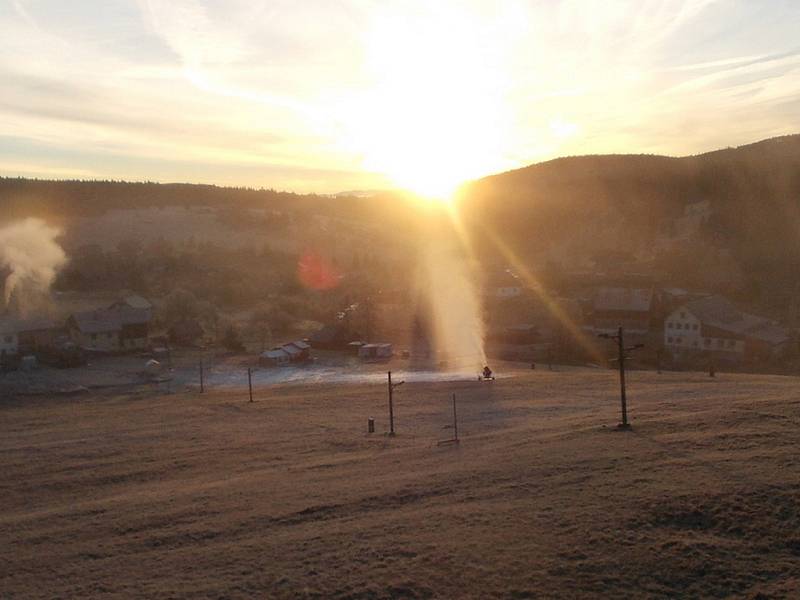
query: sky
[{"left": 1, "top": 0, "right": 799, "bottom": 196}]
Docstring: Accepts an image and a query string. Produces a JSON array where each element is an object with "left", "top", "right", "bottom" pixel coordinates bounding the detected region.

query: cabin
[
  {"left": 68, "top": 306, "right": 150, "bottom": 353},
  {"left": 259, "top": 340, "right": 311, "bottom": 367},
  {"left": 589, "top": 287, "right": 654, "bottom": 338},
  {"left": 284, "top": 340, "right": 311, "bottom": 361},
  {"left": 260, "top": 348, "right": 290, "bottom": 366},
  {"left": 359, "top": 343, "right": 393, "bottom": 361},
  {"left": 15, "top": 318, "right": 63, "bottom": 354}
]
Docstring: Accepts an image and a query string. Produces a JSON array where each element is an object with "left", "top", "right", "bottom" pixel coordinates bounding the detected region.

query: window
[
  {"left": 692, "top": 324, "right": 698, "bottom": 330},
  {"left": 677, "top": 337, "right": 683, "bottom": 344},
  {"left": 705, "top": 339, "right": 711, "bottom": 346},
  {"left": 680, "top": 312, "right": 686, "bottom": 318},
  {"left": 728, "top": 340, "right": 735, "bottom": 348},
  {"left": 675, "top": 323, "right": 682, "bottom": 330},
  {"left": 667, "top": 337, "right": 673, "bottom": 343},
  {"left": 717, "top": 339, "right": 724, "bottom": 347},
  {"left": 668, "top": 322, "right": 673, "bottom": 329},
  {"left": 91, "top": 333, "right": 97, "bottom": 341},
  {"left": 693, "top": 341, "right": 698, "bottom": 347},
  {"left": 3, "top": 335, "right": 11, "bottom": 344}
]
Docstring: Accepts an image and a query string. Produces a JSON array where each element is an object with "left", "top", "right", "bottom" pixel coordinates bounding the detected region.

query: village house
[
  {"left": 588, "top": 287, "right": 655, "bottom": 341},
  {"left": 260, "top": 347, "right": 290, "bottom": 366},
  {"left": 664, "top": 295, "right": 792, "bottom": 364},
  {"left": 259, "top": 340, "right": 311, "bottom": 366},
  {"left": 15, "top": 317, "right": 63, "bottom": 354},
  {"left": 68, "top": 306, "right": 150, "bottom": 353},
  {"left": 359, "top": 343, "right": 393, "bottom": 361}
]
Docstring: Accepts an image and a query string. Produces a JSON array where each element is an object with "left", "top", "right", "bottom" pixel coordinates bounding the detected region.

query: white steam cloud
[
  {"left": 422, "top": 231, "right": 486, "bottom": 372},
  {"left": 0, "top": 218, "right": 67, "bottom": 312}
]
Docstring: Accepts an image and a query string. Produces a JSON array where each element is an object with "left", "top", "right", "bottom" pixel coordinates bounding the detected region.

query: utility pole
[
  {"left": 248, "top": 367, "right": 253, "bottom": 402},
  {"left": 199, "top": 359, "right": 204, "bottom": 393},
  {"left": 599, "top": 326, "right": 643, "bottom": 429},
  {"left": 387, "top": 371, "right": 404, "bottom": 435}
]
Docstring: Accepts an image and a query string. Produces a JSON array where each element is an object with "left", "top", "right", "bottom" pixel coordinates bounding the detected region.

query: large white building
[{"left": 664, "top": 296, "right": 790, "bottom": 363}]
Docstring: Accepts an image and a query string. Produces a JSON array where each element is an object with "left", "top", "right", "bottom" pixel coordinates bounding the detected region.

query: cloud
[{"left": 0, "top": 0, "right": 798, "bottom": 192}]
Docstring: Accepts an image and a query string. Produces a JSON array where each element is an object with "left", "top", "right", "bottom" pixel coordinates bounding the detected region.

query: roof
[
  {"left": 71, "top": 307, "right": 150, "bottom": 334},
  {"left": 662, "top": 287, "right": 689, "bottom": 296},
  {"left": 361, "top": 343, "right": 392, "bottom": 349},
  {"left": 681, "top": 296, "right": 791, "bottom": 345},
  {"left": 0, "top": 317, "right": 60, "bottom": 334},
  {"left": 115, "top": 307, "right": 150, "bottom": 326},
  {"left": 121, "top": 294, "right": 152, "bottom": 310},
  {"left": 17, "top": 317, "right": 60, "bottom": 332},
  {"left": 287, "top": 340, "right": 310, "bottom": 350},
  {"left": 593, "top": 288, "right": 653, "bottom": 313},
  {"left": 741, "top": 321, "right": 791, "bottom": 345},
  {"left": 70, "top": 310, "right": 122, "bottom": 334},
  {"left": 681, "top": 295, "right": 741, "bottom": 325},
  {"left": 281, "top": 344, "right": 302, "bottom": 356},
  {"left": 261, "top": 348, "right": 289, "bottom": 359}
]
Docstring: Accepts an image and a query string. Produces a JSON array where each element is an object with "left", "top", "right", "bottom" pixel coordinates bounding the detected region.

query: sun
[{"left": 336, "top": 4, "right": 517, "bottom": 202}]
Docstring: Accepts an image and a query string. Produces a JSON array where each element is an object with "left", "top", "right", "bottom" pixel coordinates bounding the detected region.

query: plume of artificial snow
[{"left": 0, "top": 218, "right": 67, "bottom": 313}]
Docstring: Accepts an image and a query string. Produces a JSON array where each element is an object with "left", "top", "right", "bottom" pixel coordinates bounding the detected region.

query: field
[{"left": 3, "top": 367, "right": 800, "bottom": 598}]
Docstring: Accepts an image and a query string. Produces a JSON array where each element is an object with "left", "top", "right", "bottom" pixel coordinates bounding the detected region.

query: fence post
[
  {"left": 452, "top": 393, "right": 458, "bottom": 442},
  {"left": 388, "top": 371, "right": 395, "bottom": 435}
]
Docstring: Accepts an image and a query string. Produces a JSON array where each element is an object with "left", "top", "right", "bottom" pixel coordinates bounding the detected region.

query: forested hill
[
  {"left": 458, "top": 135, "right": 800, "bottom": 294},
  {"left": 4, "top": 134, "right": 800, "bottom": 297},
  {"left": 0, "top": 177, "right": 386, "bottom": 223}
]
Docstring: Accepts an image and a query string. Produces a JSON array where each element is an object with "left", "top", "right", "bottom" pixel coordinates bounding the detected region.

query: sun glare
[{"left": 338, "top": 4, "right": 522, "bottom": 200}]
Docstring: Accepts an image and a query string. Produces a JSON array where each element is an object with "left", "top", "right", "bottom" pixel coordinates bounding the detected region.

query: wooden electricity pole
[
  {"left": 248, "top": 368, "right": 253, "bottom": 402},
  {"left": 199, "top": 359, "right": 204, "bottom": 393},
  {"left": 599, "top": 327, "right": 643, "bottom": 429}
]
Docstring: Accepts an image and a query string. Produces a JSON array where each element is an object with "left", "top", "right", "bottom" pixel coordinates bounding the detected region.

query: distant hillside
[
  {"left": 3, "top": 135, "right": 800, "bottom": 307},
  {"left": 0, "top": 178, "right": 388, "bottom": 224},
  {"left": 459, "top": 135, "right": 800, "bottom": 301}
]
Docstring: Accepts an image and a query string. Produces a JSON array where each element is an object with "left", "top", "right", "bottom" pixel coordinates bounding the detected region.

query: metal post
[
  {"left": 199, "top": 359, "right": 204, "bottom": 393},
  {"left": 248, "top": 367, "right": 253, "bottom": 402},
  {"left": 452, "top": 393, "right": 458, "bottom": 442},
  {"left": 388, "top": 371, "right": 395, "bottom": 435},
  {"left": 618, "top": 326, "right": 629, "bottom": 428}
]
